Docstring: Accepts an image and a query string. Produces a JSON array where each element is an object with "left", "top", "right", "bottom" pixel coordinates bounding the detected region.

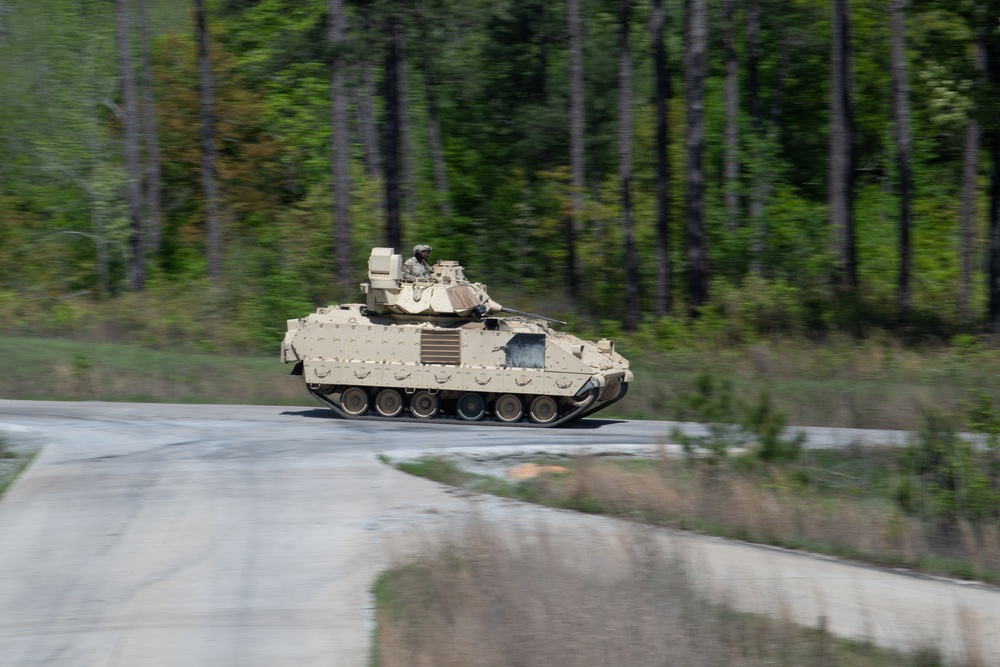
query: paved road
[{"left": 0, "top": 400, "right": 996, "bottom": 666}]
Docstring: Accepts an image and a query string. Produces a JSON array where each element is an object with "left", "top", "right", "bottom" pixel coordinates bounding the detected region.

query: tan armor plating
[{"left": 281, "top": 248, "right": 632, "bottom": 427}]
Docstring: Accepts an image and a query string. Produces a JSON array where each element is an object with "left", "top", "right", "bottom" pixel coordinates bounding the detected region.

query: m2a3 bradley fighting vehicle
[{"left": 281, "top": 248, "right": 632, "bottom": 427}]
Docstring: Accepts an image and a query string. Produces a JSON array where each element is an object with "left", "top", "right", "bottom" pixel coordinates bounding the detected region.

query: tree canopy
[{"left": 0, "top": 0, "right": 998, "bottom": 345}]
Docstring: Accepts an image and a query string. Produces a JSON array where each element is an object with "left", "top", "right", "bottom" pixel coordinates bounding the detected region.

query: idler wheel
[
  {"left": 529, "top": 395, "right": 559, "bottom": 424},
  {"left": 600, "top": 379, "right": 625, "bottom": 402},
  {"left": 375, "top": 388, "right": 404, "bottom": 417},
  {"left": 409, "top": 390, "right": 440, "bottom": 419},
  {"left": 341, "top": 387, "right": 370, "bottom": 416},
  {"left": 494, "top": 394, "right": 524, "bottom": 423},
  {"left": 456, "top": 393, "right": 486, "bottom": 421}
]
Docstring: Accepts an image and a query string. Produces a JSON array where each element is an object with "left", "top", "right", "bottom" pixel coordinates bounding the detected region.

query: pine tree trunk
[
  {"left": 195, "top": 0, "right": 222, "bottom": 282},
  {"left": 890, "top": 0, "right": 912, "bottom": 314},
  {"left": 355, "top": 66, "right": 381, "bottom": 178},
  {"left": 960, "top": 29, "right": 985, "bottom": 323},
  {"left": 829, "top": 0, "right": 857, "bottom": 289},
  {"left": 330, "top": 0, "right": 352, "bottom": 288},
  {"left": 723, "top": 0, "right": 740, "bottom": 230},
  {"left": 961, "top": 119, "right": 981, "bottom": 322},
  {"left": 686, "top": 0, "right": 710, "bottom": 312},
  {"left": 652, "top": 0, "right": 672, "bottom": 315},
  {"left": 422, "top": 64, "right": 451, "bottom": 218},
  {"left": 747, "top": 0, "right": 765, "bottom": 275},
  {"left": 356, "top": 13, "right": 381, "bottom": 179},
  {"left": 980, "top": 8, "right": 1000, "bottom": 332},
  {"left": 771, "top": 22, "right": 789, "bottom": 125},
  {"left": 990, "top": 129, "right": 1000, "bottom": 332},
  {"left": 414, "top": 10, "right": 450, "bottom": 220},
  {"left": 397, "top": 30, "right": 416, "bottom": 222},
  {"left": 567, "top": 0, "right": 584, "bottom": 301},
  {"left": 135, "top": 0, "right": 161, "bottom": 259},
  {"left": 620, "top": 0, "right": 639, "bottom": 331},
  {"left": 747, "top": 0, "right": 763, "bottom": 136},
  {"left": 383, "top": 15, "right": 402, "bottom": 253},
  {"left": 115, "top": 0, "right": 144, "bottom": 290}
]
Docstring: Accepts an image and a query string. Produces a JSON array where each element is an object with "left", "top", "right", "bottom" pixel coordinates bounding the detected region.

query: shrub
[
  {"left": 743, "top": 390, "right": 806, "bottom": 462},
  {"left": 898, "top": 409, "right": 1000, "bottom": 522},
  {"left": 671, "top": 372, "right": 746, "bottom": 458},
  {"left": 671, "top": 370, "right": 806, "bottom": 461}
]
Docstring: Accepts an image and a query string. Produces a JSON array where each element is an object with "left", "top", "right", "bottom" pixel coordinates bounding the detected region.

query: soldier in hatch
[{"left": 402, "top": 244, "right": 432, "bottom": 281}]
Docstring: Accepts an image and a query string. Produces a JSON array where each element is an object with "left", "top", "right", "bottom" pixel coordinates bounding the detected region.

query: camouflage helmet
[{"left": 413, "top": 244, "right": 432, "bottom": 258}]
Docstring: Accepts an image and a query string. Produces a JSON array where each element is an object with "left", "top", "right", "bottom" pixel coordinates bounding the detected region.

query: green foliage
[
  {"left": 961, "top": 388, "right": 1000, "bottom": 494},
  {"left": 627, "top": 276, "right": 824, "bottom": 353},
  {"left": 897, "top": 409, "right": 1000, "bottom": 522},
  {"left": 629, "top": 315, "right": 698, "bottom": 352},
  {"left": 703, "top": 277, "right": 812, "bottom": 339},
  {"left": 671, "top": 372, "right": 746, "bottom": 458},
  {"left": 964, "top": 389, "right": 1000, "bottom": 452},
  {"left": 393, "top": 458, "right": 474, "bottom": 487},
  {"left": 671, "top": 370, "right": 806, "bottom": 461},
  {"left": 238, "top": 268, "right": 315, "bottom": 350},
  {"left": 744, "top": 391, "right": 807, "bottom": 462},
  {"left": 2, "top": 0, "right": 1000, "bottom": 337},
  {"left": 908, "top": 647, "right": 946, "bottom": 667}
]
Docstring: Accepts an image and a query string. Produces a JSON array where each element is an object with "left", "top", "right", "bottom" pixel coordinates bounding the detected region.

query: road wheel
[
  {"left": 494, "top": 394, "right": 524, "bottom": 423},
  {"left": 456, "top": 393, "right": 486, "bottom": 421},
  {"left": 409, "top": 390, "right": 439, "bottom": 419},
  {"left": 374, "top": 388, "right": 404, "bottom": 417},
  {"left": 528, "top": 395, "right": 559, "bottom": 424},
  {"left": 340, "top": 387, "right": 370, "bottom": 416}
]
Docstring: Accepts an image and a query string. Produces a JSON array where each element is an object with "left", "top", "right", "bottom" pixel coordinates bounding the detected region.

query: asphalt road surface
[{"left": 0, "top": 400, "right": 997, "bottom": 666}]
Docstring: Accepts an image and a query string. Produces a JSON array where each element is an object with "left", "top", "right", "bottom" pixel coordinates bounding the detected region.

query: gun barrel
[{"left": 499, "top": 307, "right": 567, "bottom": 325}]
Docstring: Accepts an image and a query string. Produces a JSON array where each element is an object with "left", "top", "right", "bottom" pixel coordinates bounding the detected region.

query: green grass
[
  {"left": 369, "top": 572, "right": 393, "bottom": 667},
  {"left": 393, "top": 458, "right": 478, "bottom": 487},
  {"left": 612, "top": 338, "right": 1000, "bottom": 429},
  {"left": 0, "top": 335, "right": 308, "bottom": 405},
  {"left": 0, "top": 454, "right": 36, "bottom": 498},
  {"left": 0, "top": 436, "right": 38, "bottom": 499}
]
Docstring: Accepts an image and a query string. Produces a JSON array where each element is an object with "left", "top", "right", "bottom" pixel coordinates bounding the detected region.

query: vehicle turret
[{"left": 361, "top": 247, "right": 505, "bottom": 319}]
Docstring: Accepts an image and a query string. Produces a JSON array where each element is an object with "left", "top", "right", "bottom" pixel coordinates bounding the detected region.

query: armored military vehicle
[{"left": 281, "top": 248, "right": 632, "bottom": 427}]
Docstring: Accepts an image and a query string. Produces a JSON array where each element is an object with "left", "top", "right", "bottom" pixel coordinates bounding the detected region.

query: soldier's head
[{"left": 413, "top": 244, "right": 432, "bottom": 261}]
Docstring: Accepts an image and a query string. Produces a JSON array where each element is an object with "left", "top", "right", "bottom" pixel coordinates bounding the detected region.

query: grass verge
[
  {"left": 372, "top": 518, "right": 970, "bottom": 667},
  {"left": 390, "top": 450, "right": 1000, "bottom": 585},
  {"left": 0, "top": 335, "right": 307, "bottom": 405},
  {"left": 0, "top": 436, "right": 38, "bottom": 499}
]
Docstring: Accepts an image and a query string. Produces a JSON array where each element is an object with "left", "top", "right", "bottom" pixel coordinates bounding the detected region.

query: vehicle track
[{"left": 305, "top": 382, "right": 630, "bottom": 427}]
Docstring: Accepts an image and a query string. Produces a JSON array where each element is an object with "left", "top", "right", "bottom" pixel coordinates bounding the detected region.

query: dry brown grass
[
  {"left": 374, "top": 518, "right": 962, "bottom": 667},
  {"left": 531, "top": 454, "right": 1000, "bottom": 580}
]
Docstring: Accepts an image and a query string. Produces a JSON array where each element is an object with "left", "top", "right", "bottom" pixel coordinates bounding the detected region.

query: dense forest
[{"left": 2, "top": 0, "right": 1000, "bottom": 349}]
